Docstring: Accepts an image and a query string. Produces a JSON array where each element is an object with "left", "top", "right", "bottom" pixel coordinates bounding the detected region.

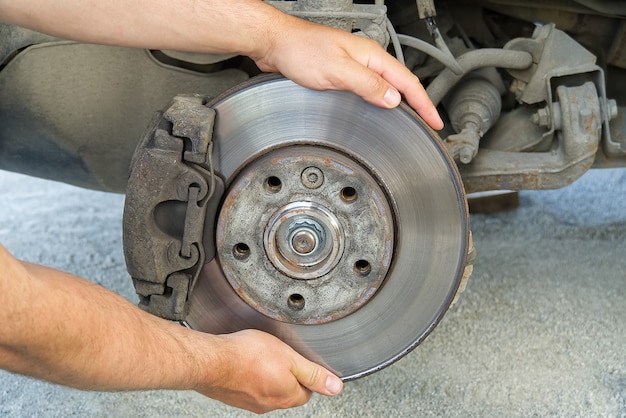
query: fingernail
[
  {"left": 383, "top": 88, "right": 401, "bottom": 107},
  {"left": 326, "top": 375, "right": 343, "bottom": 395},
  {"left": 434, "top": 114, "right": 445, "bottom": 130}
]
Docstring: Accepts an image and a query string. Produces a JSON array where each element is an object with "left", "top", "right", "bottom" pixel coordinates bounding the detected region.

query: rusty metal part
[
  {"left": 267, "top": 0, "right": 389, "bottom": 47},
  {"left": 123, "top": 95, "right": 225, "bottom": 320},
  {"left": 444, "top": 77, "right": 502, "bottom": 164},
  {"left": 460, "top": 82, "right": 602, "bottom": 192},
  {"left": 451, "top": 232, "right": 475, "bottom": 306},
  {"left": 452, "top": 24, "right": 616, "bottom": 192},
  {"left": 504, "top": 24, "right": 617, "bottom": 159},
  {"left": 183, "top": 76, "right": 470, "bottom": 380},
  {"left": 216, "top": 146, "right": 394, "bottom": 324},
  {"left": 601, "top": 103, "right": 625, "bottom": 159},
  {"left": 505, "top": 24, "right": 600, "bottom": 106},
  {"left": 481, "top": 107, "right": 550, "bottom": 153},
  {"left": 416, "top": 0, "right": 436, "bottom": 19}
]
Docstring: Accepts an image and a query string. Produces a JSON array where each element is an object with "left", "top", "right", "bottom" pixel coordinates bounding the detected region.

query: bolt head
[
  {"left": 291, "top": 229, "right": 318, "bottom": 255},
  {"left": 301, "top": 167, "right": 324, "bottom": 189}
]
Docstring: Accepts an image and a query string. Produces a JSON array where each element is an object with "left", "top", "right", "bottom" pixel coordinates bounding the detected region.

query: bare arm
[
  {"left": 0, "top": 245, "right": 342, "bottom": 414},
  {"left": 0, "top": 0, "right": 443, "bottom": 129}
]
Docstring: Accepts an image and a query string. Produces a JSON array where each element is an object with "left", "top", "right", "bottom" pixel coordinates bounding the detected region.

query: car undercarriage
[{"left": 1, "top": 0, "right": 624, "bottom": 379}]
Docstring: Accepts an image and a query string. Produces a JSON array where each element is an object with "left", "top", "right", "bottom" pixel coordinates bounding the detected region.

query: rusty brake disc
[{"left": 177, "top": 76, "right": 469, "bottom": 380}]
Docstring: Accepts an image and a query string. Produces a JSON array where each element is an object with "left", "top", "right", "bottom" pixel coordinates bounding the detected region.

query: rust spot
[{"left": 272, "top": 155, "right": 303, "bottom": 165}]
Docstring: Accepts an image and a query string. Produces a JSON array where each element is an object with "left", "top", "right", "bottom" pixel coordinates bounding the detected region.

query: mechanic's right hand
[
  {"left": 251, "top": 12, "right": 444, "bottom": 131},
  {"left": 196, "top": 329, "right": 343, "bottom": 414}
]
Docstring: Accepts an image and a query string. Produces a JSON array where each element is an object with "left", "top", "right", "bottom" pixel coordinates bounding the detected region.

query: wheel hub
[
  {"left": 265, "top": 201, "right": 343, "bottom": 279},
  {"left": 216, "top": 145, "right": 394, "bottom": 324}
]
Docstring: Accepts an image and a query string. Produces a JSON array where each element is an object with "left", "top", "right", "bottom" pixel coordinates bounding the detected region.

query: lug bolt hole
[
  {"left": 288, "top": 293, "right": 305, "bottom": 310},
  {"left": 354, "top": 259, "right": 371, "bottom": 276},
  {"left": 340, "top": 186, "right": 358, "bottom": 202},
  {"left": 265, "top": 176, "right": 282, "bottom": 193},
  {"left": 233, "top": 243, "right": 250, "bottom": 260}
]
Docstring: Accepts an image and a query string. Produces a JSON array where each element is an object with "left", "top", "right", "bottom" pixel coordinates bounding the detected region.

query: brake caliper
[{"left": 123, "top": 95, "right": 223, "bottom": 320}]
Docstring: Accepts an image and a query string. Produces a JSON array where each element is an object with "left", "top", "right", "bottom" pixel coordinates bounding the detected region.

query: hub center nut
[
  {"left": 290, "top": 228, "right": 317, "bottom": 255},
  {"left": 265, "top": 202, "right": 344, "bottom": 279},
  {"left": 287, "top": 219, "right": 324, "bottom": 257}
]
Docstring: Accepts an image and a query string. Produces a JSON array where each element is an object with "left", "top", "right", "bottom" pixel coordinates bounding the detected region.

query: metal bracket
[
  {"left": 123, "top": 95, "right": 224, "bottom": 320},
  {"left": 266, "top": 0, "right": 389, "bottom": 47},
  {"left": 459, "top": 82, "right": 602, "bottom": 192}
]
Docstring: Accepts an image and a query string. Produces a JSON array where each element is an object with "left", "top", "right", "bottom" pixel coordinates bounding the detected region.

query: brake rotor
[{"left": 184, "top": 76, "right": 469, "bottom": 380}]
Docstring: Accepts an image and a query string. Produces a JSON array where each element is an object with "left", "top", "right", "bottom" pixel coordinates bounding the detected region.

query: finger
[
  {"left": 366, "top": 51, "right": 445, "bottom": 130},
  {"left": 393, "top": 73, "right": 444, "bottom": 130},
  {"left": 329, "top": 57, "right": 399, "bottom": 109},
  {"left": 291, "top": 357, "right": 343, "bottom": 396}
]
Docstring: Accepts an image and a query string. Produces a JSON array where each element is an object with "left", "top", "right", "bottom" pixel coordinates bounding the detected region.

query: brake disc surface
[{"left": 185, "top": 77, "right": 469, "bottom": 380}]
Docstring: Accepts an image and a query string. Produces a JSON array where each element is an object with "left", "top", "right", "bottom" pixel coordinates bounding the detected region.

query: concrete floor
[{"left": 0, "top": 167, "right": 625, "bottom": 417}]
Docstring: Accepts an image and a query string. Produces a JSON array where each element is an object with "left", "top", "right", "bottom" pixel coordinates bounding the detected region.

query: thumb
[{"left": 292, "top": 359, "right": 343, "bottom": 396}]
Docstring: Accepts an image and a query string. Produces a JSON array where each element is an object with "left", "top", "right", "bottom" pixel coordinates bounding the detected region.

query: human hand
[
  {"left": 196, "top": 329, "right": 343, "bottom": 414},
  {"left": 251, "top": 15, "right": 444, "bottom": 130}
]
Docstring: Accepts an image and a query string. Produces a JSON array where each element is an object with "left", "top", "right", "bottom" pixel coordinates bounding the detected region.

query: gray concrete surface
[{"left": 1, "top": 167, "right": 625, "bottom": 417}]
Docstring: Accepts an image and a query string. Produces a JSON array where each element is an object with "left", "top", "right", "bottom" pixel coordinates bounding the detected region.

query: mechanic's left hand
[{"left": 195, "top": 329, "right": 343, "bottom": 414}]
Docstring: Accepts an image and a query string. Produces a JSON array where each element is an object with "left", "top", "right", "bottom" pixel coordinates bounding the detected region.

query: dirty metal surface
[
  {"left": 216, "top": 145, "right": 394, "bottom": 324},
  {"left": 460, "top": 82, "right": 603, "bottom": 192}
]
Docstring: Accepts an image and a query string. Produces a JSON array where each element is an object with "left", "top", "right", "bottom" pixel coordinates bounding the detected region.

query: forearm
[
  {"left": 0, "top": 244, "right": 342, "bottom": 412},
  {"left": 0, "top": 245, "right": 220, "bottom": 392},
  {"left": 0, "top": 0, "right": 284, "bottom": 58}
]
